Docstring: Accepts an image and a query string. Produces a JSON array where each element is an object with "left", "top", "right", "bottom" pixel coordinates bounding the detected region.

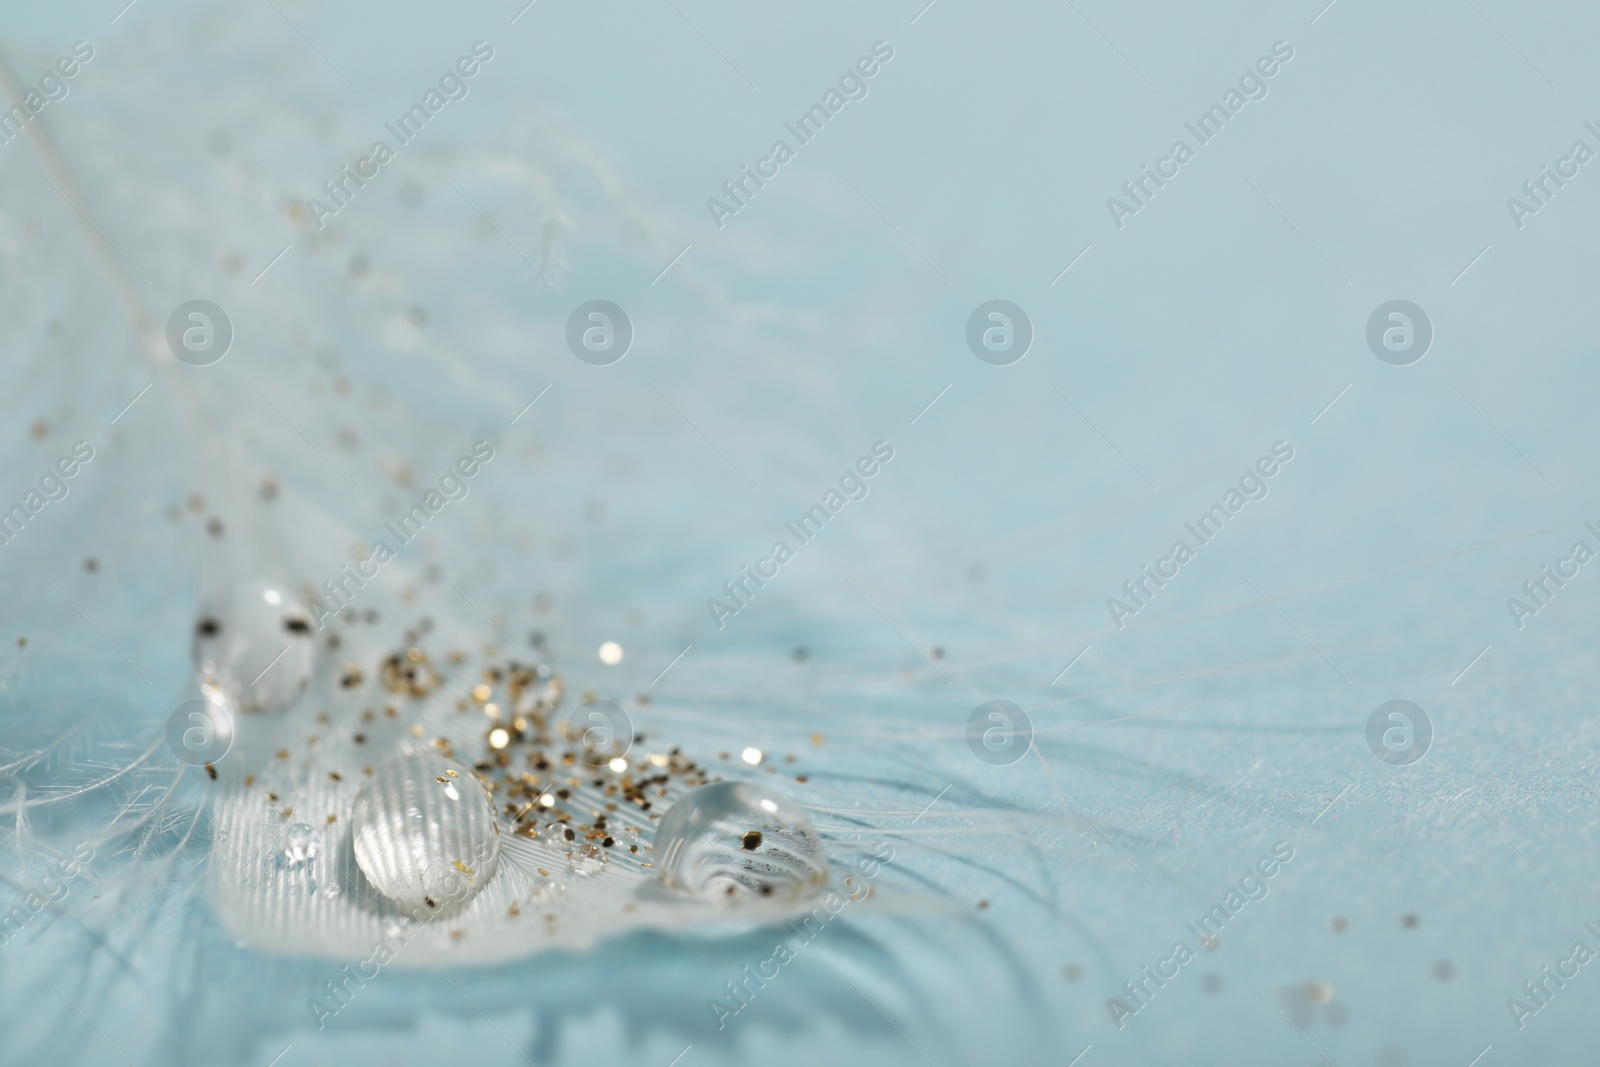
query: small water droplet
[
  {"left": 567, "top": 842, "right": 606, "bottom": 875},
  {"left": 282, "top": 822, "right": 318, "bottom": 865},
  {"left": 351, "top": 753, "right": 500, "bottom": 914},
  {"left": 653, "top": 782, "right": 827, "bottom": 903},
  {"left": 193, "top": 579, "right": 314, "bottom": 713}
]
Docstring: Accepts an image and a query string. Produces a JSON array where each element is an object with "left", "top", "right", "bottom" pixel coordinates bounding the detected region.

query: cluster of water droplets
[{"left": 190, "top": 577, "right": 835, "bottom": 944}]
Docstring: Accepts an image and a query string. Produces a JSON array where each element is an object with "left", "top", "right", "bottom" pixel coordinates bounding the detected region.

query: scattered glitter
[
  {"left": 740, "top": 747, "right": 763, "bottom": 766},
  {"left": 598, "top": 641, "right": 623, "bottom": 665}
]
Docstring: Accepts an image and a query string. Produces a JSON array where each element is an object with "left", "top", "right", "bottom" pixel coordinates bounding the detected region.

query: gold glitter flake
[{"left": 381, "top": 647, "right": 440, "bottom": 697}]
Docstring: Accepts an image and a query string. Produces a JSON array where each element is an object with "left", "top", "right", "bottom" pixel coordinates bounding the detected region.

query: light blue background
[{"left": 2, "top": 1, "right": 1599, "bottom": 1064}]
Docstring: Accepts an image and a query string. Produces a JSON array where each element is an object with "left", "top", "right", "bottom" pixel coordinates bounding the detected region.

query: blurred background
[{"left": 2, "top": 0, "right": 1599, "bottom": 1064}]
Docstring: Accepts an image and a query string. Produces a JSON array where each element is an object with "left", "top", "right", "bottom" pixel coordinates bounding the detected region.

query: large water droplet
[
  {"left": 193, "top": 578, "right": 314, "bottom": 713},
  {"left": 351, "top": 753, "right": 500, "bottom": 915},
  {"left": 654, "top": 781, "right": 827, "bottom": 903}
]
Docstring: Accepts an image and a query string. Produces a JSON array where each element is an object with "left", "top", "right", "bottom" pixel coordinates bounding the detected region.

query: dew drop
[
  {"left": 567, "top": 842, "right": 606, "bottom": 875},
  {"left": 193, "top": 579, "right": 314, "bottom": 713},
  {"left": 282, "top": 822, "right": 318, "bottom": 865},
  {"left": 653, "top": 781, "right": 827, "bottom": 903},
  {"left": 351, "top": 753, "right": 500, "bottom": 914}
]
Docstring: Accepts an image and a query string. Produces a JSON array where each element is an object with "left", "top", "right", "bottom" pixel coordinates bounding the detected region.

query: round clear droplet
[
  {"left": 351, "top": 753, "right": 500, "bottom": 915},
  {"left": 654, "top": 781, "right": 827, "bottom": 903},
  {"left": 282, "top": 822, "right": 318, "bottom": 865},
  {"left": 567, "top": 842, "right": 607, "bottom": 875},
  {"left": 193, "top": 578, "right": 314, "bottom": 713}
]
